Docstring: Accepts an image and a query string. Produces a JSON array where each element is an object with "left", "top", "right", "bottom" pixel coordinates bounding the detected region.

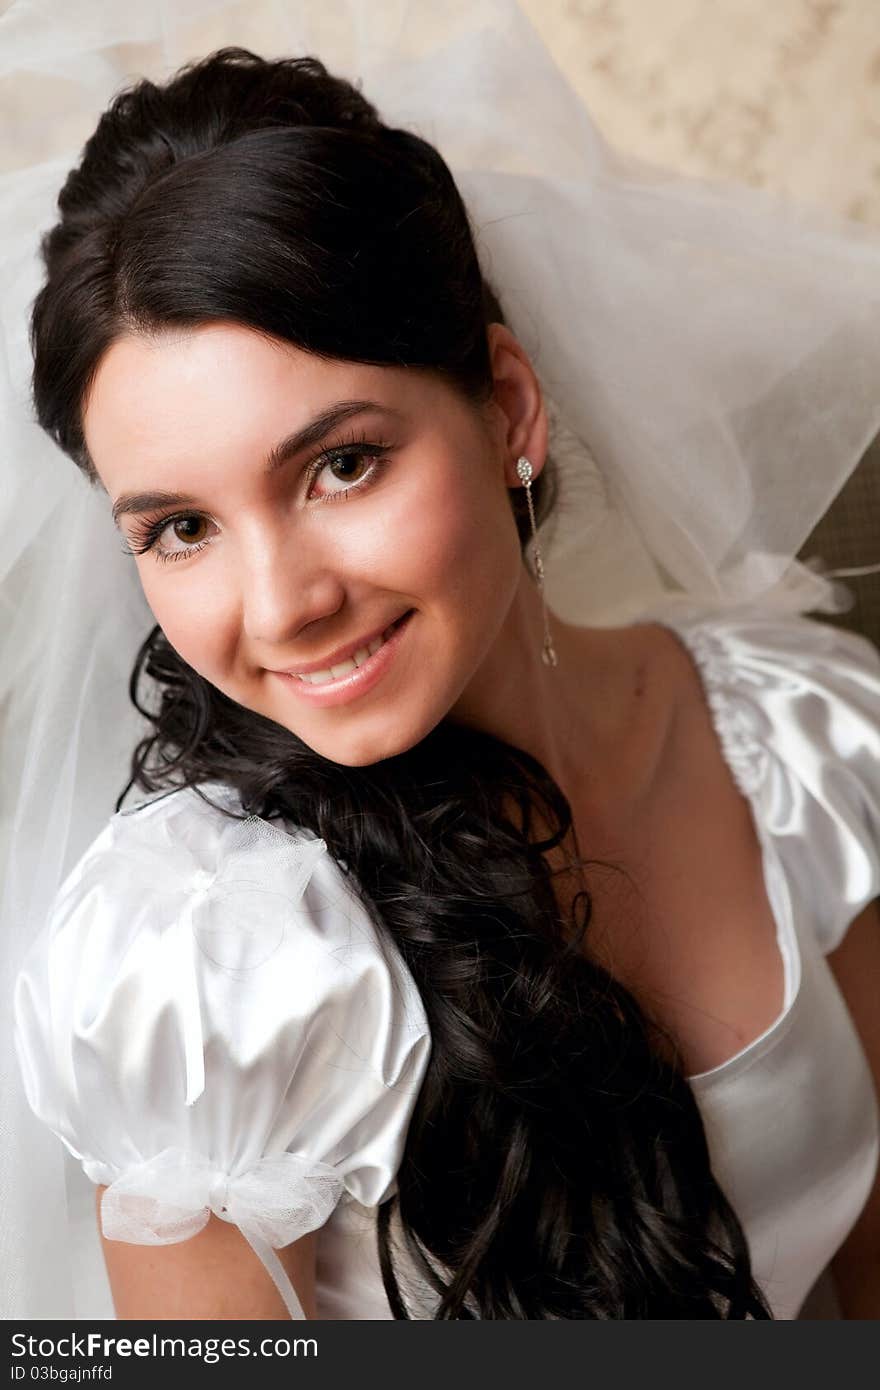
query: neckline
[{"left": 637, "top": 613, "right": 804, "bottom": 1089}]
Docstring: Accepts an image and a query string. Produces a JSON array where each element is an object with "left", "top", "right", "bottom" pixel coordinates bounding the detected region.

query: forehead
[{"left": 82, "top": 322, "right": 422, "bottom": 491}]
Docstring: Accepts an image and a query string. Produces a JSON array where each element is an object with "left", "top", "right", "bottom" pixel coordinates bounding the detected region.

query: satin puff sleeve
[
  {"left": 653, "top": 602, "right": 880, "bottom": 956},
  {"left": 13, "top": 784, "right": 431, "bottom": 1319}
]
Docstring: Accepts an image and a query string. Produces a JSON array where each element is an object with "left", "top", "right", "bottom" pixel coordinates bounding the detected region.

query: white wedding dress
[{"left": 14, "top": 599, "right": 880, "bottom": 1320}]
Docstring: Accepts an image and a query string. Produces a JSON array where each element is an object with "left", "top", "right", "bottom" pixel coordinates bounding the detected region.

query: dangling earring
[{"left": 516, "top": 455, "right": 558, "bottom": 668}]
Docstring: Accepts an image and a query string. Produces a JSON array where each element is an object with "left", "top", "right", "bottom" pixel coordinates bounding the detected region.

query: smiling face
[{"left": 83, "top": 321, "right": 544, "bottom": 767}]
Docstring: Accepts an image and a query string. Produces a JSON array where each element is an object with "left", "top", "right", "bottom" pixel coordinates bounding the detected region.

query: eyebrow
[{"left": 110, "top": 399, "right": 402, "bottom": 527}]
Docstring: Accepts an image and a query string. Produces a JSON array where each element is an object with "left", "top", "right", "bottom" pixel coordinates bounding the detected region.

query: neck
[{"left": 447, "top": 572, "right": 642, "bottom": 815}]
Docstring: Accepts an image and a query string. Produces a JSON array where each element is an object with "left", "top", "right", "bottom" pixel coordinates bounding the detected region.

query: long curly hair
[{"left": 29, "top": 47, "right": 771, "bottom": 1318}]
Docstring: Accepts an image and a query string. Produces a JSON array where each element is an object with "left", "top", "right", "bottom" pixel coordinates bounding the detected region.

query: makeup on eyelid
[{"left": 120, "top": 438, "right": 392, "bottom": 563}]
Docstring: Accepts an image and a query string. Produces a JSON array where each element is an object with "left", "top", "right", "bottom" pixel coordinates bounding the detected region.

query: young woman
[{"left": 10, "top": 43, "right": 880, "bottom": 1320}]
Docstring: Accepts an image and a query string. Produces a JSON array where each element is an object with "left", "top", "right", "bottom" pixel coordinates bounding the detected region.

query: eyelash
[{"left": 121, "top": 433, "right": 392, "bottom": 565}]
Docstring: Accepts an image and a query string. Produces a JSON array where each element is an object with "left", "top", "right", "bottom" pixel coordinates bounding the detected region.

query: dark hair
[{"left": 29, "top": 48, "right": 771, "bottom": 1318}]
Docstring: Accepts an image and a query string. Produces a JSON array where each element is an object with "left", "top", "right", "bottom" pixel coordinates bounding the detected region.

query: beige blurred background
[
  {"left": 2, "top": 0, "right": 878, "bottom": 224},
  {"left": 521, "top": 0, "right": 880, "bottom": 226}
]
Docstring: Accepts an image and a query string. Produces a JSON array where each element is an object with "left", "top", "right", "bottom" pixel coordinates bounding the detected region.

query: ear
[{"left": 485, "top": 323, "right": 549, "bottom": 488}]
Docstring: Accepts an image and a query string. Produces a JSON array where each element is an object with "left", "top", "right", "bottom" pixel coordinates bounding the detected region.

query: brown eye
[
  {"left": 152, "top": 513, "right": 218, "bottom": 563},
  {"left": 124, "top": 510, "right": 217, "bottom": 564},
  {"left": 309, "top": 447, "right": 389, "bottom": 502},
  {"left": 329, "top": 454, "right": 370, "bottom": 481},
  {"left": 171, "top": 516, "right": 209, "bottom": 545}
]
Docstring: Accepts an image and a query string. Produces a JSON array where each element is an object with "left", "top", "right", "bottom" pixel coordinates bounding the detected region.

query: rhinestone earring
[{"left": 516, "top": 456, "right": 558, "bottom": 668}]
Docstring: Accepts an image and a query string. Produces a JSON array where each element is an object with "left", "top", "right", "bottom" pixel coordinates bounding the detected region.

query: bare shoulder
[
  {"left": 631, "top": 618, "right": 701, "bottom": 708},
  {"left": 598, "top": 619, "right": 694, "bottom": 810},
  {"left": 579, "top": 617, "right": 788, "bottom": 1079},
  {"left": 625, "top": 619, "right": 720, "bottom": 787},
  {"left": 563, "top": 615, "right": 715, "bottom": 821}
]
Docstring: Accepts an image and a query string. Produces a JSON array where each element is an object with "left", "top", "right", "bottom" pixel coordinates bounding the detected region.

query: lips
[
  {"left": 280, "top": 610, "right": 412, "bottom": 681},
  {"left": 275, "top": 608, "right": 411, "bottom": 678},
  {"left": 293, "top": 614, "right": 406, "bottom": 684},
  {"left": 270, "top": 608, "right": 414, "bottom": 708}
]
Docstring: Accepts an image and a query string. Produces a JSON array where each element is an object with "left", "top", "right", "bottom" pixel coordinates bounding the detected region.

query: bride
[{"left": 6, "top": 5, "right": 880, "bottom": 1321}]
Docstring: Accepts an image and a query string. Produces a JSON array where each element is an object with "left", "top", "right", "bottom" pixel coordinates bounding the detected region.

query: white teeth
[
  {"left": 330, "top": 656, "right": 359, "bottom": 679},
  {"left": 296, "top": 627, "right": 393, "bottom": 684}
]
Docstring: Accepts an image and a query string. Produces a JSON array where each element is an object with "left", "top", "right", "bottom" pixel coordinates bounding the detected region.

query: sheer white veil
[{"left": 2, "top": 0, "right": 879, "bottom": 1317}]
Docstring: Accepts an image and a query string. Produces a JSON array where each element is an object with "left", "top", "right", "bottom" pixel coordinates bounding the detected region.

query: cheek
[
  {"left": 388, "top": 457, "right": 518, "bottom": 604},
  {"left": 138, "top": 565, "right": 235, "bottom": 669}
]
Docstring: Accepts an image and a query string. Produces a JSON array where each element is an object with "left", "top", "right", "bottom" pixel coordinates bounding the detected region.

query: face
[{"left": 83, "top": 322, "right": 543, "bottom": 767}]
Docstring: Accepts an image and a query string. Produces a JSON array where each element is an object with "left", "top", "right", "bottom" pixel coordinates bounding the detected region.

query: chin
[
  {"left": 316, "top": 730, "right": 424, "bottom": 769},
  {"left": 305, "top": 710, "right": 441, "bottom": 769}
]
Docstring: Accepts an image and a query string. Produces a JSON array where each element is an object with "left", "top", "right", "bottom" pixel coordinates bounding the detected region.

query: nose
[{"left": 239, "top": 525, "right": 345, "bottom": 650}]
